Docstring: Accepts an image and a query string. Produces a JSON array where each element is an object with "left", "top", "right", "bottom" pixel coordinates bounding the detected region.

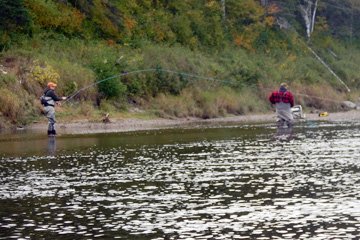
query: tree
[
  {"left": 220, "top": 0, "right": 226, "bottom": 23},
  {"left": 0, "top": 0, "right": 31, "bottom": 33},
  {"left": 298, "top": 0, "right": 319, "bottom": 39}
]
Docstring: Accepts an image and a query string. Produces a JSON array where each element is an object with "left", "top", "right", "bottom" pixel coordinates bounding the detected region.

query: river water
[{"left": 0, "top": 122, "right": 359, "bottom": 239}]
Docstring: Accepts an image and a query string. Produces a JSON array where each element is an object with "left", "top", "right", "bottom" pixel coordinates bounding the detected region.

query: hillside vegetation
[{"left": 0, "top": 0, "right": 360, "bottom": 127}]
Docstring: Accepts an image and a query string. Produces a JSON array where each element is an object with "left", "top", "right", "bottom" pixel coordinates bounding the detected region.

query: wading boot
[{"left": 48, "top": 130, "right": 57, "bottom": 137}]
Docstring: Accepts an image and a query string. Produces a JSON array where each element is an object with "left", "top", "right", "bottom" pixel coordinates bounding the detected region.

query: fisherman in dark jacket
[{"left": 42, "top": 82, "right": 67, "bottom": 136}]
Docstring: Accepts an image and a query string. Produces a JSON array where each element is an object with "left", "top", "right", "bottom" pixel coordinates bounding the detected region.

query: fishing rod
[{"left": 63, "top": 68, "right": 235, "bottom": 103}]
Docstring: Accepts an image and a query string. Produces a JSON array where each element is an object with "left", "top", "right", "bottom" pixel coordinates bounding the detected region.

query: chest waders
[{"left": 42, "top": 90, "right": 57, "bottom": 136}]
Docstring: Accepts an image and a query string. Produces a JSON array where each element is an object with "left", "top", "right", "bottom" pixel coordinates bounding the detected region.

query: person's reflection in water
[
  {"left": 47, "top": 136, "right": 56, "bottom": 155},
  {"left": 275, "top": 123, "right": 294, "bottom": 141}
]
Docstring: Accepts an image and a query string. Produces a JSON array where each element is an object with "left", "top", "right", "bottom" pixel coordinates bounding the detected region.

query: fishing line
[
  {"left": 295, "top": 93, "right": 345, "bottom": 103},
  {"left": 263, "top": 86, "right": 348, "bottom": 104},
  {"left": 63, "top": 68, "right": 235, "bottom": 103},
  {"left": 63, "top": 67, "right": 350, "bottom": 106}
]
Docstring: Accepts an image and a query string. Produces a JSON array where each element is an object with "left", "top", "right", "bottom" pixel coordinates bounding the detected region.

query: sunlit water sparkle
[{"left": 0, "top": 122, "right": 359, "bottom": 239}]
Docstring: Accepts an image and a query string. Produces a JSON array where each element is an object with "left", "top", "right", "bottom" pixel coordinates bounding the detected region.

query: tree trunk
[
  {"left": 299, "top": 0, "right": 319, "bottom": 39},
  {"left": 221, "top": 0, "right": 226, "bottom": 23},
  {"left": 310, "top": 0, "right": 318, "bottom": 33},
  {"left": 299, "top": 2, "right": 311, "bottom": 38}
]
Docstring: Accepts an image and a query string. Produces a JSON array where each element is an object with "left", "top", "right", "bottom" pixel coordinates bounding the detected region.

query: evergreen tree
[{"left": 0, "top": 0, "right": 31, "bottom": 33}]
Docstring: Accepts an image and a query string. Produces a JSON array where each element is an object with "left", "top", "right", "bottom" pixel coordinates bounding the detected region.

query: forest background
[{"left": 0, "top": 0, "right": 360, "bottom": 127}]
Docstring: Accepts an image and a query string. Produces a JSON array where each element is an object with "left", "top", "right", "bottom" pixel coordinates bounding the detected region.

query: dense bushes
[
  {"left": 24, "top": 0, "right": 84, "bottom": 35},
  {"left": 89, "top": 58, "right": 127, "bottom": 99}
]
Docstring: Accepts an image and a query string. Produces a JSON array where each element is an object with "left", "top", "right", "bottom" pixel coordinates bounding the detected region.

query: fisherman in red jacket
[{"left": 269, "top": 83, "right": 294, "bottom": 128}]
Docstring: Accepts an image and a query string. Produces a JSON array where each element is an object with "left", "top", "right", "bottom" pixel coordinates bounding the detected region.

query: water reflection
[
  {"left": 0, "top": 122, "right": 360, "bottom": 239},
  {"left": 275, "top": 125, "right": 294, "bottom": 141},
  {"left": 47, "top": 136, "right": 56, "bottom": 155}
]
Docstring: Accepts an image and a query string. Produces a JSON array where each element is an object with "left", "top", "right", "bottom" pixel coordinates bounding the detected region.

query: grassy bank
[{"left": 0, "top": 32, "right": 359, "bottom": 128}]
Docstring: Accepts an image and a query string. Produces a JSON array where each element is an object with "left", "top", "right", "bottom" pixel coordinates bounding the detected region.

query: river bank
[{"left": 23, "top": 110, "right": 360, "bottom": 135}]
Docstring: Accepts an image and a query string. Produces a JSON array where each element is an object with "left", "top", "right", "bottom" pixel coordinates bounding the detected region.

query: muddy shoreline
[{"left": 24, "top": 110, "right": 360, "bottom": 135}]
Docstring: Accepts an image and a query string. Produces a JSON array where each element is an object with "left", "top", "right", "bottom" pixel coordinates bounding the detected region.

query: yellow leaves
[
  {"left": 59, "top": 6, "right": 85, "bottom": 33},
  {"left": 230, "top": 0, "right": 276, "bottom": 51},
  {"left": 24, "top": 0, "right": 85, "bottom": 34},
  {"left": 189, "top": 37, "right": 198, "bottom": 46},
  {"left": 314, "top": 16, "right": 329, "bottom": 33},
  {"left": 267, "top": 3, "right": 280, "bottom": 15},
  {"left": 264, "top": 16, "right": 275, "bottom": 27},
  {"left": 205, "top": 0, "right": 217, "bottom": 9},
  {"left": 279, "top": 54, "right": 297, "bottom": 71},
  {"left": 234, "top": 35, "right": 243, "bottom": 47},
  {"left": 288, "top": 54, "right": 297, "bottom": 62},
  {"left": 0, "top": 32, "right": 10, "bottom": 46},
  {"left": 91, "top": 1, "right": 121, "bottom": 38},
  {"left": 241, "top": 0, "right": 265, "bottom": 21},
  {"left": 100, "top": 18, "right": 119, "bottom": 37},
  {"left": 263, "top": 3, "right": 279, "bottom": 28},
  {"left": 154, "top": 28, "right": 166, "bottom": 42},
  {"left": 234, "top": 34, "right": 254, "bottom": 51},
  {"left": 30, "top": 61, "right": 60, "bottom": 86},
  {"left": 106, "top": 39, "right": 116, "bottom": 46},
  {"left": 124, "top": 16, "right": 137, "bottom": 32},
  {"left": 234, "top": 23, "right": 264, "bottom": 51}
]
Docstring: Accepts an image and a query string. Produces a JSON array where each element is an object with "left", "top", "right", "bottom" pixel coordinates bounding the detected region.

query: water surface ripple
[{"left": 0, "top": 123, "right": 360, "bottom": 239}]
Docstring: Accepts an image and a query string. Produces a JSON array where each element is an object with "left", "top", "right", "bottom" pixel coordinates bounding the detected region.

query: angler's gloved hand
[{"left": 62, "top": 96, "right": 67, "bottom": 100}]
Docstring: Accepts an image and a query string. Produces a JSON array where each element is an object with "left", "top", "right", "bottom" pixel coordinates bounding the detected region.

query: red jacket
[{"left": 269, "top": 91, "right": 294, "bottom": 107}]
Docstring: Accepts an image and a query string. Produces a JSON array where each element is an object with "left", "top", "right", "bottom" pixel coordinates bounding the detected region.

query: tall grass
[
  {"left": 0, "top": 88, "right": 22, "bottom": 122},
  {"left": 153, "top": 87, "right": 269, "bottom": 119}
]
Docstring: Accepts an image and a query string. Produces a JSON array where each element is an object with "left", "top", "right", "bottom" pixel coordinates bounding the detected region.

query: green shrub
[
  {"left": 98, "top": 77, "right": 127, "bottom": 99},
  {"left": 0, "top": 88, "right": 23, "bottom": 122},
  {"left": 89, "top": 59, "right": 127, "bottom": 99},
  {"left": 81, "top": 42, "right": 129, "bottom": 99},
  {"left": 0, "top": 73, "right": 17, "bottom": 87}
]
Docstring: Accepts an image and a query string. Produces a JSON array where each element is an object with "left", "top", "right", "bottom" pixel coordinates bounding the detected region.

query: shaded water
[{"left": 0, "top": 122, "right": 360, "bottom": 239}]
